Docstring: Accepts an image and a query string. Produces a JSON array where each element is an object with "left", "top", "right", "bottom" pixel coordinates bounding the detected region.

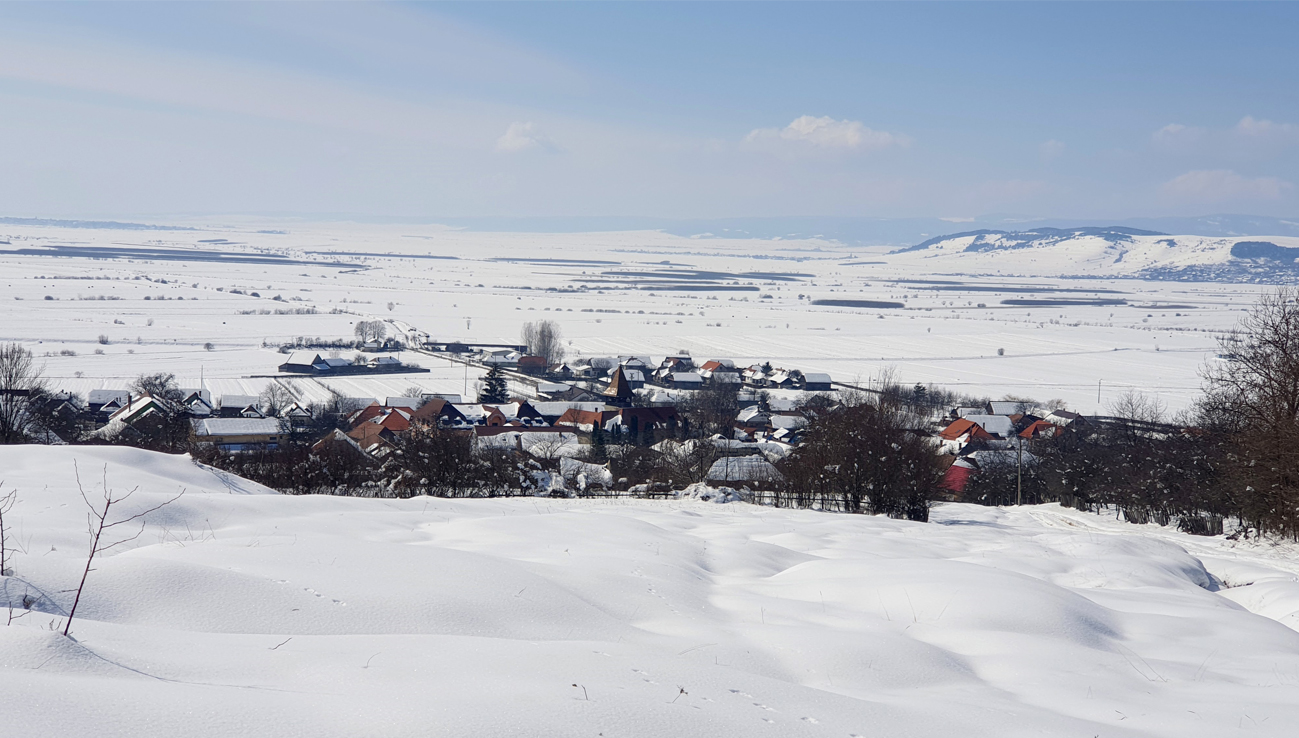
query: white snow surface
[
  {"left": 2, "top": 446, "right": 1299, "bottom": 736},
  {"left": 0, "top": 219, "right": 1280, "bottom": 414}
]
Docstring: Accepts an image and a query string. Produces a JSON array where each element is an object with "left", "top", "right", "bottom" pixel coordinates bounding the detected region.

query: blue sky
[{"left": 0, "top": 1, "right": 1296, "bottom": 221}]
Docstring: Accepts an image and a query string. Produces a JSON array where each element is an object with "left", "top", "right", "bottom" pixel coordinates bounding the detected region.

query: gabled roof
[
  {"left": 194, "top": 418, "right": 281, "bottom": 437},
  {"left": 285, "top": 350, "right": 323, "bottom": 367},
  {"left": 803, "top": 373, "right": 832, "bottom": 384},
  {"left": 384, "top": 396, "right": 422, "bottom": 409},
  {"left": 89, "top": 389, "right": 131, "bottom": 406},
  {"left": 989, "top": 401, "right": 1030, "bottom": 416},
  {"left": 939, "top": 418, "right": 993, "bottom": 442},
  {"left": 961, "top": 414, "right": 1016, "bottom": 438},
  {"left": 220, "top": 394, "right": 259, "bottom": 410},
  {"left": 1019, "top": 419, "right": 1062, "bottom": 439}
]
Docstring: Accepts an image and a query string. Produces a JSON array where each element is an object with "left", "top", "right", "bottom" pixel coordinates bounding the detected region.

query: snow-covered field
[
  {"left": 1, "top": 446, "right": 1298, "bottom": 737},
  {"left": 0, "top": 219, "right": 1272, "bottom": 412}
]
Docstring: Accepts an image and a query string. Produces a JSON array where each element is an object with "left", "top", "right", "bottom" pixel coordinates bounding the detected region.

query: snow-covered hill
[
  {"left": 2, "top": 446, "right": 1299, "bottom": 736},
  {"left": 892, "top": 226, "right": 1299, "bottom": 281}
]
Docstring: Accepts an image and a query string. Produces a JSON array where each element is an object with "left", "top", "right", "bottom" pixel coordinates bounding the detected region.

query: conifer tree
[{"left": 478, "top": 364, "right": 509, "bottom": 403}]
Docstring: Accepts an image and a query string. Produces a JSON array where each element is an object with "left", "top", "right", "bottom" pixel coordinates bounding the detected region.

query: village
[{"left": 8, "top": 316, "right": 1099, "bottom": 504}]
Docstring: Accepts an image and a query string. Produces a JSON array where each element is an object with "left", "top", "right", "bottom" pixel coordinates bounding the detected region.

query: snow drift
[{"left": 1, "top": 446, "right": 1298, "bottom": 737}]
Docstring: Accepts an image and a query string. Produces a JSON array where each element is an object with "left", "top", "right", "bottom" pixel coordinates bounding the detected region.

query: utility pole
[{"left": 1097, "top": 378, "right": 1102, "bottom": 405}]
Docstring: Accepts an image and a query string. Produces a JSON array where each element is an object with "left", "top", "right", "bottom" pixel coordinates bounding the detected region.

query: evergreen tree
[
  {"left": 590, "top": 423, "right": 607, "bottom": 463},
  {"left": 478, "top": 364, "right": 509, "bottom": 403}
]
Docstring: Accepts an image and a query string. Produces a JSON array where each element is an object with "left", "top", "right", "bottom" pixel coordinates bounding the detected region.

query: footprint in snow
[
  {"left": 729, "top": 689, "right": 753, "bottom": 698},
  {"left": 801, "top": 717, "right": 819, "bottom": 724},
  {"left": 754, "top": 703, "right": 776, "bottom": 712}
]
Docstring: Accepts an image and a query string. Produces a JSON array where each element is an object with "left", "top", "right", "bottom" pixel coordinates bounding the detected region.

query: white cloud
[
  {"left": 1235, "top": 115, "right": 1299, "bottom": 140},
  {"left": 1152, "top": 123, "right": 1204, "bottom": 147},
  {"left": 494, "top": 121, "right": 551, "bottom": 153},
  {"left": 744, "top": 115, "right": 909, "bottom": 153},
  {"left": 1160, "top": 169, "right": 1293, "bottom": 203}
]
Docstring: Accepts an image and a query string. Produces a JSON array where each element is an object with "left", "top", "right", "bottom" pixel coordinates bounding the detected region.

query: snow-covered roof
[
  {"left": 803, "top": 373, "right": 832, "bottom": 384},
  {"left": 194, "top": 418, "right": 282, "bottom": 437},
  {"left": 285, "top": 350, "right": 323, "bottom": 366},
  {"left": 770, "top": 415, "right": 807, "bottom": 430},
  {"left": 671, "top": 372, "right": 703, "bottom": 383},
  {"left": 385, "top": 397, "right": 422, "bottom": 409},
  {"left": 963, "top": 414, "right": 1016, "bottom": 438},
  {"left": 706, "top": 456, "right": 784, "bottom": 483},
  {"left": 533, "top": 401, "right": 605, "bottom": 417},
  {"left": 220, "top": 395, "right": 259, "bottom": 409},
  {"left": 989, "top": 401, "right": 1030, "bottom": 416},
  {"left": 89, "top": 389, "right": 130, "bottom": 405}
]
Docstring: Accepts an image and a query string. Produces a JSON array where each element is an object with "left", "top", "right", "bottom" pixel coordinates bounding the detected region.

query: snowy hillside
[
  {"left": 893, "top": 226, "right": 1299, "bottom": 281},
  {"left": 2, "top": 446, "right": 1299, "bottom": 737}
]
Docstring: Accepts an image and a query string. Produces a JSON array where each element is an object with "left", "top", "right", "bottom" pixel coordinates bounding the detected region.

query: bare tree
[
  {"left": 354, "top": 320, "right": 386, "bottom": 343},
  {"left": 1108, "top": 389, "right": 1167, "bottom": 424},
  {"left": 0, "top": 483, "right": 16, "bottom": 576},
  {"left": 0, "top": 343, "right": 47, "bottom": 444},
  {"left": 1201, "top": 287, "right": 1299, "bottom": 535},
  {"left": 65, "top": 464, "right": 184, "bottom": 636},
  {"left": 259, "top": 381, "right": 295, "bottom": 416},
  {"left": 130, "top": 372, "right": 182, "bottom": 402},
  {"left": 521, "top": 320, "right": 564, "bottom": 365}
]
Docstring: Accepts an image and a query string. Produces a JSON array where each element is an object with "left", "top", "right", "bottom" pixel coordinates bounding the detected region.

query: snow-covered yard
[{"left": 2, "top": 446, "right": 1297, "bottom": 737}]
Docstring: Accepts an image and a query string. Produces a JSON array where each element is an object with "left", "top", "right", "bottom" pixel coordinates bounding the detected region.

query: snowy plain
[
  {"left": 2, "top": 446, "right": 1298, "bottom": 737},
  {"left": 0, "top": 218, "right": 1272, "bottom": 412}
]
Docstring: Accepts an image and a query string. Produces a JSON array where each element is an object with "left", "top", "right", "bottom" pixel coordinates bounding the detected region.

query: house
[
  {"left": 532, "top": 401, "right": 606, "bottom": 425},
  {"left": 959, "top": 414, "right": 1016, "bottom": 438},
  {"left": 742, "top": 365, "right": 770, "bottom": 386},
  {"left": 698, "top": 359, "right": 737, "bottom": 379},
  {"left": 736, "top": 405, "right": 770, "bottom": 431},
  {"left": 705, "top": 456, "right": 783, "bottom": 487},
  {"left": 1044, "top": 410, "right": 1088, "bottom": 427},
  {"left": 481, "top": 349, "right": 520, "bottom": 367},
  {"left": 180, "top": 391, "right": 214, "bottom": 417},
  {"left": 669, "top": 372, "right": 704, "bottom": 390},
  {"left": 548, "top": 363, "right": 575, "bottom": 380},
  {"left": 766, "top": 369, "right": 803, "bottom": 390},
  {"left": 384, "top": 396, "right": 423, "bottom": 410},
  {"left": 989, "top": 400, "right": 1032, "bottom": 416},
  {"left": 607, "top": 407, "right": 679, "bottom": 441},
  {"left": 481, "top": 401, "right": 548, "bottom": 427},
  {"left": 534, "top": 382, "right": 571, "bottom": 399},
  {"left": 938, "top": 417, "right": 995, "bottom": 454},
  {"left": 1019, "top": 419, "right": 1063, "bottom": 440},
  {"left": 218, "top": 395, "right": 260, "bottom": 418},
  {"left": 554, "top": 408, "right": 617, "bottom": 433},
  {"left": 192, "top": 417, "right": 282, "bottom": 452},
  {"left": 409, "top": 398, "right": 469, "bottom": 427},
  {"left": 88, "top": 389, "right": 131, "bottom": 415},
  {"left": 803, "top": 373, "right": 833, "bottom": 392},
  {"left": 660, "top": 355, "right": 694, "bottom": 372},
  {"left": 517, "top": 355, "right": 548, "bottom": 375},
  {"left": 939, "top": 457, "right": 977, "bottom": 496},
  {"left": 279, "top": 351, "right": 325, "bottom": 373}
]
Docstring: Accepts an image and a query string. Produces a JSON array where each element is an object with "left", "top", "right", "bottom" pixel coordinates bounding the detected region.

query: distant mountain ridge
[
  {"left": 900, "top": 226, "right": 1167, "bottom": 253},
  {"left": 891, "top": 227, "right": 1299, "bottom": 283}
]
